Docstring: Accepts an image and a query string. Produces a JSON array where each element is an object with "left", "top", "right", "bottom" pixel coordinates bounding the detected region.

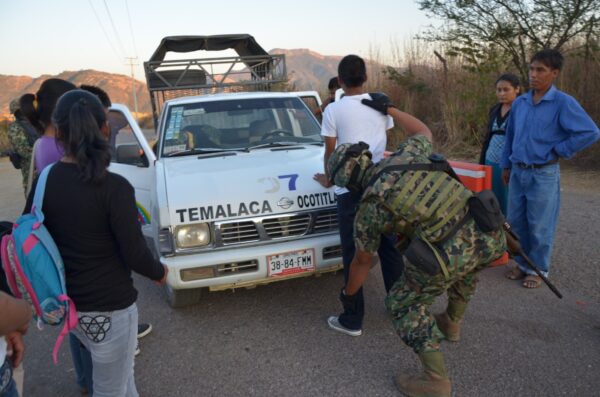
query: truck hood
[{"left": 162, "top": 146, "right": 336, "bottom": 225}]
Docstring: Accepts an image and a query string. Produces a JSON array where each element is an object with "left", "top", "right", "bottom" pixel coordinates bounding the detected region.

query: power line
[
  {"left": 125, "top": 57, "right": 139, "bottom": 115},
  {"left": 88, "top": 0, "right": 122, "bottom": 63},
  {"left": 102, "top": 0, "right": 128, "bottom": 58},
  {"left": 124, "top": 0, "right": 139, "bottom": 57}
]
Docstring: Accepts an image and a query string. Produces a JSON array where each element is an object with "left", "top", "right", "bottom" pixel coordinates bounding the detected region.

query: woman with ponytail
[
  {"left": 19, "top": 78, "right": 76, "bottom": 177},
  {"left": 24, "top": 90, "right": 167, "bottom": 397}
]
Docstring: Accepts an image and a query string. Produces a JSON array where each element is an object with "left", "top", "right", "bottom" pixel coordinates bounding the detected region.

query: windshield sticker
[
  {"left": 175, "top": 201, "right": 273, "bottom": 223},
  {"left": 183, "top": 108, "right": 206, "bottom": 116},
  {"left": 166, "top": 107, "right": 185, "bottom": 139},
  {"left": 164, "top": 144, "right": 187, "bottom": 154}
]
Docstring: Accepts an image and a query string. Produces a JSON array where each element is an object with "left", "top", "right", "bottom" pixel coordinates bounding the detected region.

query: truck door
[{"left": 107, "top": 104, "right": 156, "bottom": 235}]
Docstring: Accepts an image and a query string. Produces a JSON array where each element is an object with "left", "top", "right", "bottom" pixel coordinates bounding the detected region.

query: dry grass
[{"left": 365, "top": 39, "right": 600, "bottom": 165}]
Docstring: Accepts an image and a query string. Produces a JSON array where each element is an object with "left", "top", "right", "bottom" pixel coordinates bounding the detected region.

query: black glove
[
  {"left": 339, "top": 288, "right": 360, "bottom": 313},
  {"left": 361, "top": 92, "right": 395, "bottom": 115}
]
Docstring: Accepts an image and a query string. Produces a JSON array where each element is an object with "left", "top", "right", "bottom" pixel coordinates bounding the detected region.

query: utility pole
[{"left": 125, "top": 57, "right": 139, "bottom": 116}]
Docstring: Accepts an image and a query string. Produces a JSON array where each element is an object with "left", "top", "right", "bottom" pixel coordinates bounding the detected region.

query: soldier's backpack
[
  {"left": 366, "top": 154, "right": 504, "bottom": 277},
  {"left": 0, "top": 164, "right": 77, "bottom": 364}
]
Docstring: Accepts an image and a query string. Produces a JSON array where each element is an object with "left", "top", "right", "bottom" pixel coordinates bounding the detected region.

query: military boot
[
  {"left": 394, "top": 352, "right": 451, "bottom": 397},
  {"left": 434, "top": 312, "right": 462, "bottom": 342},
  {"left": 435, "top": 300, "right": 467, "bottom": 342}
]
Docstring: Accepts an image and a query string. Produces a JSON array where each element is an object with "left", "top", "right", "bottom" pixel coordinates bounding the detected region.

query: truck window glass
[
  {"left": 108, "top": 109, "right": 150, "bottom": 167},
  {"left": 161, "top": 97, "right": 322, "bottom": 156}
]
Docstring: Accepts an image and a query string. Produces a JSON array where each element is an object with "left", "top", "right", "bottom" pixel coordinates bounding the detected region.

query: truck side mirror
[{"left": 116, "top": 144, "right": 149, "bottom": 167}]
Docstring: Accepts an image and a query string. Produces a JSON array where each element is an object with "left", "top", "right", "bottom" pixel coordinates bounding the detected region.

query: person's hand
[
  {"left": 155, "top": 264, "right": 169, "bottom": 286},
  {"left": 361, "top": 92, "right": 395, "bottom": 115},
  {"left": 6, "top": 331, "right": 25, "bottom": 368},
  {"left": 313, "top": 173, "right": 332, "bottom": 188},
  {"left": 502, "top": 169, "right": 511, "bottom": 185}
]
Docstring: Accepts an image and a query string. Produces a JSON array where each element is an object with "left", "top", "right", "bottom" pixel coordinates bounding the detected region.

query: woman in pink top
[{"left": 19, "top": 78, "right": 76, "bottom": 173}]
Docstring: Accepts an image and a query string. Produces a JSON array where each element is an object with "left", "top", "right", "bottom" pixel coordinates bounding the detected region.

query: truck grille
[{"left": 215, "top": 208, "right": 337, "bottom": 247}]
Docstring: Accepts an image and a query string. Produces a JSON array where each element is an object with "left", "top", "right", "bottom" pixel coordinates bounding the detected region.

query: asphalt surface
[{"left": 1, "top": 158, "right": 599, "bottom": 397}]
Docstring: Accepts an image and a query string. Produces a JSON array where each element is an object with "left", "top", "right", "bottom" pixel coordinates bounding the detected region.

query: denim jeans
[
  {"left": 507, "top": 163, "right": 560, "bottom": 276},
  {"left": 69, "top": 332, "right": 93, "bottom": 393},
  {"left": 485, "top": 160, "right": 508, "bottom": 215},
  {"left": 0, "top": 357, "right": 18, "bottom": 397},
  {"left": 71, "top": 303, "right": 139, "bottom": 397},
  {"left": 336, "top": 192, "right": 404, "bottom": 330}
]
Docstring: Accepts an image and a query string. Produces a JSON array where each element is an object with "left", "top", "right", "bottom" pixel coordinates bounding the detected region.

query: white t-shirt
[{"left": 321, "top": 93, "right": 393, "bottom": 195}]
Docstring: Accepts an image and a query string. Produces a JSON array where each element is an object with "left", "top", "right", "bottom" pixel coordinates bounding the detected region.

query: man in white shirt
[{"left": 314, "top": 55, "right": 404, "bottom": 336}]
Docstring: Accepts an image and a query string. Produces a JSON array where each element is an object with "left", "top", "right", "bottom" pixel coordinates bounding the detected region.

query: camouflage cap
[
  {"left": 9, "top": 98, "right": 20, "bottom": 114},
  {"left": 327, "top": 142, "right": 373, "bottom": 190}
]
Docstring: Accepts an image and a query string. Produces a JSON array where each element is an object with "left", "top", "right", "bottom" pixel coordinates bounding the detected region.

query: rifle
[{"left": 503, "top": 221, "right": 563, "bottom": 299}]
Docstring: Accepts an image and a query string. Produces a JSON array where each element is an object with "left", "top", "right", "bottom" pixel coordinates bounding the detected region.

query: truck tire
[{"left": 164, "top": 284, "right": 203, "bottom": 308}]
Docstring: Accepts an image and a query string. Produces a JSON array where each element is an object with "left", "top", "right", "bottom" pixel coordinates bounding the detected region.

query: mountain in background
[
  {"left": 0, "top": 49, "right": 383, "bottom": 115},
  {"left": 270, "top": 48, "right": 342, "bottom": 91},
  {"left": 0, "top": 70, "right": 150, "bottom": 116}
]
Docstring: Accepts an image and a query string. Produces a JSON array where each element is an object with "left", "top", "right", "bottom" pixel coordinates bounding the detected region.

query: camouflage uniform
[
  {"left": 7, "top": 100, "right": 34, "bottom": 195},
  {"left": 353, "top": 135, "right": 506, "bottom": 353}
]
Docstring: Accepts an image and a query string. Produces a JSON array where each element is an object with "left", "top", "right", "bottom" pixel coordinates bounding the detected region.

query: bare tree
[{"left": 417, "top": 0, "right": 600, "bottom": 87}]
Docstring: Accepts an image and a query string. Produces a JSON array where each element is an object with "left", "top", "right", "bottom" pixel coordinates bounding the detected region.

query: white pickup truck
[{"left": 106, "top": 35, "right": 342, "bottom": 307}]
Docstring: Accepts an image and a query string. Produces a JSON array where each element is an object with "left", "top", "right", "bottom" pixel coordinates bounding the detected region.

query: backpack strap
[
  {"left": 31, "top": 163, "right": 55, "bottom": 224},
  {"left": 25, "top": 139, "right": 41, "bottom": 197},
  {"left": 52, "top": 294, "right": 78, "bottom": 364}
]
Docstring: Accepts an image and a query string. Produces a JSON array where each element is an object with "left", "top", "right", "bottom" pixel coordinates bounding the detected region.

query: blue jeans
[
  {"left": 0, "top": 357, "right": 18, "bottom": 397},
  {"left": 507, "top": 163, "right": 560, "bottom": 276},
  {"left": 71, "top": 303, "right": 139, "bottom": 397},
  {"left": 336, "top": 192, "right": 404, "bottom": 330},
  {"left": 485, "top": 160, "right": 508, "bottom": 215},
  {"left": 69, "top": 333, "right": 93, "bottom": 393}
]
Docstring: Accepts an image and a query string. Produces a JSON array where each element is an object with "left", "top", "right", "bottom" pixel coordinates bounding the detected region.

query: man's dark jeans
[{"left": 336, "top": 191, "right": 404, "bottom": 330}]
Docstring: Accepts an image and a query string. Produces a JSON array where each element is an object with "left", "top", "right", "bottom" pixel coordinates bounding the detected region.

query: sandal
[
  {"left": 522, "top": 275, "right": 542, "bottom": 289},
  {"left": 504, "top": 266, "right": 525, "bottom": 280}
]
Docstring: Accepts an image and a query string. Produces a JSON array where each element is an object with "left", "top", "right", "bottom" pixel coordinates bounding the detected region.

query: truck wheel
[{"left": 164, "top": 284, "right": 203, "bottom": 308}]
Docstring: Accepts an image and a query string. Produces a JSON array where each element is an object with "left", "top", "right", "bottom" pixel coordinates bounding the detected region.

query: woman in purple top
[
  {"left": 34, "top": 136, "right": 65, "bottom": 172},
  {"left": 19, "top": 79, "right": 76, "bottom": 173}
]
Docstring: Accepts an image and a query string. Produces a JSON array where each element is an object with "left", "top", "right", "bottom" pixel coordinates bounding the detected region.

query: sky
[{"left": 0, "top": 0, "right": 436, "bottom": 81}]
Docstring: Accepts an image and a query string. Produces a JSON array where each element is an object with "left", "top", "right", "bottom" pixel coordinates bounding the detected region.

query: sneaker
[
  {"left": 134, "top": 340, "right": 141, "bottom": 356},
  {"left": 327, "top": 316, "right": 362, "bottom": 336},
  {"left": 137, "top": 323, "right": 152, "bottom": 339}
]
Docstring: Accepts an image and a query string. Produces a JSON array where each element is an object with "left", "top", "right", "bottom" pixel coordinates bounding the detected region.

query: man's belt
[{"left": 515, "top": 158, "right": 559, "bottom": 169}]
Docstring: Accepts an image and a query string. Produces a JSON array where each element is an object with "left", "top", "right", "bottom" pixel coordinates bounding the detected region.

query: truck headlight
[{"left": 175, "top": 223, "right": 211, "bottom": 248}]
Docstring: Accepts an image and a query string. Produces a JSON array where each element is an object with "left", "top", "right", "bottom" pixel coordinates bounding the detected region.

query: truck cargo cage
[{"left": 144, "top": 35, "right": 287, "bottom": 124}]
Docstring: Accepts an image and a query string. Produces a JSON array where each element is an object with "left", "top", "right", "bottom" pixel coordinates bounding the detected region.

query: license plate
[{"left": 267, "top": 248, "right": 315, "bottom": 277}]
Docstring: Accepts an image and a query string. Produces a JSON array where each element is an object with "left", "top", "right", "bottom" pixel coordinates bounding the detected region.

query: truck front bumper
[{"left": 162, "top": 233, "right": 342, "bottom": 290}]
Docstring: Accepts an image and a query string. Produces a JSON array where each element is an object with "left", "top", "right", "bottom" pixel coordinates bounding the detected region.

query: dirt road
[{"left": 1, "top": 158, "right": 599, "bottom": 397}]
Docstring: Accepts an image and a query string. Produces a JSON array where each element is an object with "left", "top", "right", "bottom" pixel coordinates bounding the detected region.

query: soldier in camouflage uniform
[
  {"left": 7, "top": 99, "right": 38, "bottom": 195},
  {"left": 327, "top": 94, "right": 506, "bottom": 397}
]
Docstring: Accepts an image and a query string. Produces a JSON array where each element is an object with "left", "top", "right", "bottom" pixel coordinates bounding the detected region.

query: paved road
[{"left": 1, "top": 159, "right": 599, "bottom": 397}]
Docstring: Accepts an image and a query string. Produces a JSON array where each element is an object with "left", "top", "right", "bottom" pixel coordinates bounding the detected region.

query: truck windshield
[{"left": 161, "top": 96, "right": 322, "bottom": 157}]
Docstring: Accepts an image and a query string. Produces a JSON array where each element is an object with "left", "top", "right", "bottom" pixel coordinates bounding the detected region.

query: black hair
[
  {"left": 80, "top": 85, "right": 112, "bottom": 108},
  {"left": 495, "top": 73, "right": 520, "bottom": 89},
  {"left": 531, "top": 49, "right": 564, "bottom": 71},
  {"left": 19, "top": 78, "right": 76, "bottom": 133},
  {"left": 52, "top": 90, "right": 111, "bottom": 183},
  {"left": 328, "top": 77, "right": 340, "bottom": 90},
  {"left": 338, "top": 55, "right": 367, "bottom": 88}
]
